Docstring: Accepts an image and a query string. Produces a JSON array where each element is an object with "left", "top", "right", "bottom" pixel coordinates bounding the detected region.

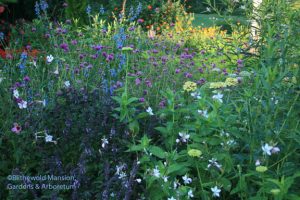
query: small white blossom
[
  {"left": 208, "top": 158, "right": 222, "bottom": 169},
  {"left": 188, "top": 189, "right": 194, "bottom": 198},
  {"left": 255, "top": 159, "right": 261, "bottom": 166},
  {"left": 168, "top": 197, "right": 176, "bottom": 200},
  {"left": 240, "top": 5, "right": 246, "bottom": 10},
  {"left": 18, "top": 100, "right": 27, "bottom": 109},
  {"left": 45, "top": 134, "right": 53, "bottom": 142},
  {"left": 13, "top": 90, "right": 19, "bottom": 98},
  {"left": 212, "top": 93, "right": 223, "bottom": 103},
  {"left": 206, "top": 7, "right": 211, "bottom": 12},
  {"left": 101, "top": 137, "right": 109, "bottom": 148},
  {"left": 191, "top": 92, "right": 201, "bottom": 99},
  {"left": 64, "top": 81, "right": 70, "bottom": 88},
  {"left": 42, "top": 99, "right": 47, "bottom": 107},
  {"left": 178, "top": 132, "right": 190, "bottom": 143},
  {"left": 54, "top": 69, "right": 59, "bottom": 75},
  {"left": 146, "top": 107, "right": 154, "bottom": 115},
  {"left": 46, "top": 55, "right": 54, "bottom": 63},
  {"left": 118, "top": 172, "right": 127, "bottom": 179},
  {"left": 162, "top": 176, "right": 168, "bottom": 182},
  {"left": 211, "top": 186, "right": 221, "bottom": 197},
  {"left": 198, "top": 109, "right": 209, "bottom": 118},
  {"left": 271, "top": 146, "right": 280, "bottom": 154},
  {"left": 262, "top": 143, "right": 273, "bottom": 156},
  {"left": 153, "top": 166, "right": 160, "bottom": 178},
  {"left": 182, "top": 174, "right": 192, "bottom": 184},
  {"left": 173, "top": 179, "right": 180, "bottom": 189},
  {"left": 136, "top": 178, "right": 142, "bottom": 183}
]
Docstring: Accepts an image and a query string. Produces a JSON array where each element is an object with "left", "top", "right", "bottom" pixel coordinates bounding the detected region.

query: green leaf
[
  {"left": 167, "top": 163, "right": 189, "bottom": 175},
  {"left": 126, "top": 97, "right": 139, "bottom": 105},
  {"left": 127, "top": 145, "right": 144, "bottom": 152},
  {"left": 149, "top": 146, "right": 166, "bottom": 159}
]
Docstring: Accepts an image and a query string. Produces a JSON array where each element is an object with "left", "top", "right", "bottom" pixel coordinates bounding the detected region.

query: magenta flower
[
  {"left": 139, "top": 97, "right": 145, "bottom": 102},
  {"left": 23, "top": 76, "right": 30, "bottom": 82},
  {"left": 11, "top": 123, "right": 22, "bottom": 134}
]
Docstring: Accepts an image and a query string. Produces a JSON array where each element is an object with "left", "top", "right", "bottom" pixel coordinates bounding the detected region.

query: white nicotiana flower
[
  {"left": 178, "top": 132, "right": 190, "bottom": 143},
  {"left": 101, "top": 137, "right": 109, "bottom": 148},
  {"left": 271, "top": 146, "right": 280, "bottom": 154},
  {"left": 45, "top": 134, "right": 53, "bottom": 142},
  {"left": 182, "top": 174, "right": 192, "bottom": 184},
  {"left": 208, "top": 158, "right": 222, "bottom": 169},
  {"left": 162, "top": 176, "right": 168, "bottom": 182},
  {"left": 13, "top": 90, "right": 20, "bottom": 98},
  {"left": 46, "top": 55, "right": 54, "bottom": 63},
  {"left": 146, "top": 107, "right": 154, "bottom": 115},
  {"left": 198, "top": 109, "right": 209, "bottom": 118},
  {"left": 18, "top": 100, "right": 27, "bottom": 109},
  {"left": 173, "top": 179, "right": 180, "bottom": 189},
  {"left": 240, "top": 5, "right": 246, "bottom": 10},
  {"left": 42, "top": 99, "right": 47, "bottom": 107},
  {"left": 176, "top": 139, "right": 180, "bottom": 143},
  {"left": 188, "top": 189, "right": 194, "bottom": 198},
  {"left": 168, "top": 197, "right": 176, "bottom": 200},
  {"left": 211, "top": 186, "right": 221, "bottom": 197},
  {"left": 118, "top": 172, "right": 127, "bottom": 179},
  {"left": 262, "top": 143, "right": 273, "bottom": 156},
  {"left": 136, "top": 178, "right": 142, "bottom": 183},
  {"left": 212, "top": 93, "right": 223, "bottom": 103},
  {"left": 54, "top": 69, "right": 59, "bottom": 75},
  {"left": 191, "top": 92, "right": 201, "bottom": 99},
  {"left": 226, "top": 139, "right": 236, "bottom": 146},
  {"left": 255, "top": 159, "right": 261, "bottom": 166},
  {"left": 153, "top": 166, "right": 160, "bottom": 178},
  {"left": 206, "top": 7, "right": 211, "bottom": 12},
  {"left": 64, "top": 81, "right": 70, "bottom": 88},
  {"left": 116, "top": 164, "right": 124, "bottom": 175}
]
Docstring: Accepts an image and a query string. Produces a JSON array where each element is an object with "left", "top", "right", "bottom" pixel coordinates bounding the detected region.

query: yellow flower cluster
[
  {"left": 210, "top": 78, "right": 239, "bottom": 89},
  {"left": 209, "top": 82, "right": 227, "bottom": 89},
  {"left": 188, "top": 149, "right": 202, "bottom": 158},
  {"left": 183, "top": 81, "right": 197, "bottom": 92},
  {"left": 225, "top": 77, "right": 239, "bottom": 86}
]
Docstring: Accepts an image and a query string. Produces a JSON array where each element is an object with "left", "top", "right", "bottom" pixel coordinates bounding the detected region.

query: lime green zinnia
[
  {"left": 209, "top": 82, "right": 227, "bottom": 89},
  {"left": 188, "top": 149, "right": 202, "bottom": 158},
  {"left": 256, "top": 166, "right": 268, "bottom": 173}
]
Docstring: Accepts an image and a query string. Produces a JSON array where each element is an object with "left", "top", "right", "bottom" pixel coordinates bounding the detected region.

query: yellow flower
[
  {"left": 256, "top": 166, "right": 268, "bottom": 173},
  {"left": 183, "top": 81, "right": 197, "bottom": 92},
  {"left": 188, "top": 149, "right": 202, "bottom": 157},
  {"left": 209, "top": 82, "right": 227, "bottom": 89},
  {"left": 225, "top": 78, "right": 238, "bottom": 86}
]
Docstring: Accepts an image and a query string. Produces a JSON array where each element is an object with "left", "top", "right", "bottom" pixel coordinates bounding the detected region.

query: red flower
[
  {"left": 0, "top": 6, "right": 5, "bottom": 14},
  {"left": 147, "top": 5, "right": 152, "bottom": 10}
]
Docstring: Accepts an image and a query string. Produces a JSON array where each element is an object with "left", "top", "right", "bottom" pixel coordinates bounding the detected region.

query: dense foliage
[{"left": 0, "top": 0, "right": 299, "bottom": 199}]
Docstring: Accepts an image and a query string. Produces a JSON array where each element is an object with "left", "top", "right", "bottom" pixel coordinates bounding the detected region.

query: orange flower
[
  {"left": 156, "top": 27, "right": 161, "bottom": 31},
  {"left": 148, "top": 5, "right": 152, "bottom": 10}
]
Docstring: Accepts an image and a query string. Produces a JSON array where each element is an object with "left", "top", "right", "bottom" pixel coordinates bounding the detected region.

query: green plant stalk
[{"left": 196, "top": 162, "right": 206, "bottom": 200}]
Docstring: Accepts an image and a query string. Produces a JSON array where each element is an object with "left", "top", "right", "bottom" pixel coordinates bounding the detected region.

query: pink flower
[{"left": 11, "top": 123, "right": 22, "bottom": 134}]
